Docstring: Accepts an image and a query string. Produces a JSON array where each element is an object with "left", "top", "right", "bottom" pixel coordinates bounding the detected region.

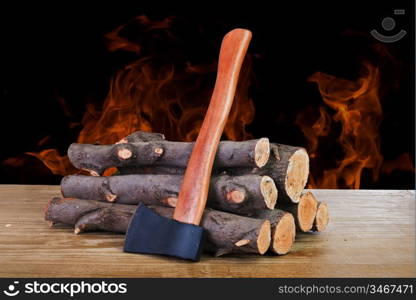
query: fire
[
  {"left": 296, "top": 61, "right": 414, "bottom": 188},
  {"left": 26, "top": 149, "right": 78, "bottom": 176},
  {"left": 27, "top": 15, "right": 254, "bottom": 176},
  {"left": 12, "top": 18, "right": 414, "bottom": 185}
]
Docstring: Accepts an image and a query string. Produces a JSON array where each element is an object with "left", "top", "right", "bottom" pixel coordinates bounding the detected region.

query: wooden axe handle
[{"left": 173, "top": 29, "right": 252, "bottom": 225}]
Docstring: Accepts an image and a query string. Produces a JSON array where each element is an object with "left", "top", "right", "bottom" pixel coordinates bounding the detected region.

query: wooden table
[{"left": 0, "top": 185, "right": 414, "bottom": 277}]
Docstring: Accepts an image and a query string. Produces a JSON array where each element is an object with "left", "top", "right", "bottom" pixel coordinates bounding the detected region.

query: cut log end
[
  {"left": 235, "top": 239, "right": 250, "bottom": 247},
  {"left": 260, "top": 175, "right": 278, "bottom": 209},
  {"left": 74, "top": 226, "right": 83, "bottom": 234},
  {"left": 105, "top": 194, "right": 117, "bottom": 202},
  {"left": 82, "top": 169, "right": 99, "bottom": 176},
  {"left": 285, "top": 148, "right": 309, "bottom": 203},
  {"left": 162, "top": 197, "right": 178, "bottom": 208},
  {"left": 257, "top": 220, "right": 271, "bottom": 255},
  {"left": 116, "top": 138, "right": 128, "bottom": 144},
  {"left": 271, "top": 213, "right": 295, "bottom": 255},
  {"left": 313, "top": 202, "right": 329, "bottom": 232},
  {"left": 254, "top": 138, "right": 270, "bottom": 168},
  {"left": 154, "top": 147, "right": 164, "bottom": 155},
  {"left": 117, "top": 148, "right": 133, "bottom": 160},
  {"left": 297, "top": 191, "right": 319, "bottom": 232},
  {"left": 226, "top": 190, "right": 246, "bottom": 204}
]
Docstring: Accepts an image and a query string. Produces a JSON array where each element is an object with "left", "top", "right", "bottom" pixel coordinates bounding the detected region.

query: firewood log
[
  {"left": 116, "top": 131, "right": 180, "bottom": 175},
  {"left": 312, "top": 201, "right": 329, "bottom": 232},
  {"left": 60, "top": 174, "right": 277, "bottom": 215},
  {"left": 252, "top": 209, "right": 296, "bottom": 255},
  {"left": 68, "top": 138, "right": 270, "bottom": 176},
  {"left": 279, "top": 191, "right": 318, "bottom": 232},
  {"left": 45, "top": 198, "right": 271, "bottom": 256},
  {"left": 227, "top": 143, "right": 309, "bottom": 204}
]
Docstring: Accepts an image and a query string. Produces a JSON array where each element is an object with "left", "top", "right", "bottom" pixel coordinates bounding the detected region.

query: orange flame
[
  {"left": 27, "top": 15, "right": 254, "bottom": 176},
  {"left": 26, "top": 149, "right": 78, "bottom": 175},
  {"left": 297, "top": 62, "right": 414, "bottom": 188}
]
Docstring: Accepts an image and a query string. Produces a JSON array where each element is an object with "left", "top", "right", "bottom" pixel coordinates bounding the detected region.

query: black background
[{"left": 0, "top": 1, "right": 414, "bottom": 187}]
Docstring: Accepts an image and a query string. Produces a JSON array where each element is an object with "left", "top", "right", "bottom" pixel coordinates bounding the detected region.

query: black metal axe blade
[{"left": 124, "top": 204, "right": 205, "bottom": 261}]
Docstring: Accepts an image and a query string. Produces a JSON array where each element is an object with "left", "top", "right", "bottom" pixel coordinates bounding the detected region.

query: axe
[{"left": 124, "top": 28, "right": 252, "bottom": 261}]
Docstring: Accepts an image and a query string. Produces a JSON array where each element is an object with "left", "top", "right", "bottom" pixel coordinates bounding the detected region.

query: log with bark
[
  {"left": 312, "top": 201, "right": 329, "bottom": 232},
  {"left": 252, "top": 209, "right": 296, "bottom": 255},
  {"left": 61, "top": 173, "right": 277, "bottom": 215},
  {"left": 68, "top": 138, "right": 270, "bottom": 176},
  {"left": 116, "top": 131, "right": 181, "bottom": 175},
  {"left": 44, "top": 198, "right": 272, "bottom": 256},
  {"left": 279, "top": 191, "right": 318, "bottom": 232},
  {"left": 227, "top": 144, "right": 309, "bottom": 204}
]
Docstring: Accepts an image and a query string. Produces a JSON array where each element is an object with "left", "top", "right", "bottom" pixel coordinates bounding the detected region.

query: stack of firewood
[{"left": 45, "top": 131, "right": 329, "bottom": 257}]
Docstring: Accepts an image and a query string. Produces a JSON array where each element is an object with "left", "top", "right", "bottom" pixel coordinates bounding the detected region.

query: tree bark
[
  {"left": 312, "top": 201, "right": 329, "bottom": 232},
  {"left": 45, "top": 198, "right": 271, "bottom": 256},
  {"left": 117, "top": 166, "right": 186, "bottom": 175},
  {"left": 61, "top": 174, "right": 180, "bottom": 207},
  {"left": 43, "top": 198, "right": 132, "bottom": 233},
  {"left": 118, "top": 131, "right": 175, "bottom": 175},
  {"left": 61, "top": 174, "right": 277, "bottom": 215},
  {"left": 279, "top": 191, "right": 318, "bottom": 232},
  {"left": 226, "top": 143, "right": 309, "bottom": 204},
  {"left": 68, "top": 138, "right": 270, "bottom": 176},
  {"left": 115, "top": 131, "right": 168, "bottom": 175},
  {"left": 252, "top": 209, "right": 296, "bottom": 255},
  {"left": 117, "top": 131, "right": 165, "bottom": 143}
]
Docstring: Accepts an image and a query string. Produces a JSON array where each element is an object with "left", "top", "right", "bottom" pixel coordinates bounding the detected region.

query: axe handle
[{"left": 173, "top": 29, "right": 252, "bottom": 225}]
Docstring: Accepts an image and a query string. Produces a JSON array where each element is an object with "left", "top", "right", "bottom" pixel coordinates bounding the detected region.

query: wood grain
[{"left": 0, "top": 185, "right": 414, "bottom": 277}]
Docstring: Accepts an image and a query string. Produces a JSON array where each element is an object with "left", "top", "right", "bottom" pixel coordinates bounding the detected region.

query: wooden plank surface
[{"left": 0, "top": 185, "right": 414, "bottom": 277}]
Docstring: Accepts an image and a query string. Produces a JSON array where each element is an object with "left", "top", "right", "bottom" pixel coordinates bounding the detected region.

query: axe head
[{"left": 124, "top": 204, "right": 206, "bottom": 261}]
